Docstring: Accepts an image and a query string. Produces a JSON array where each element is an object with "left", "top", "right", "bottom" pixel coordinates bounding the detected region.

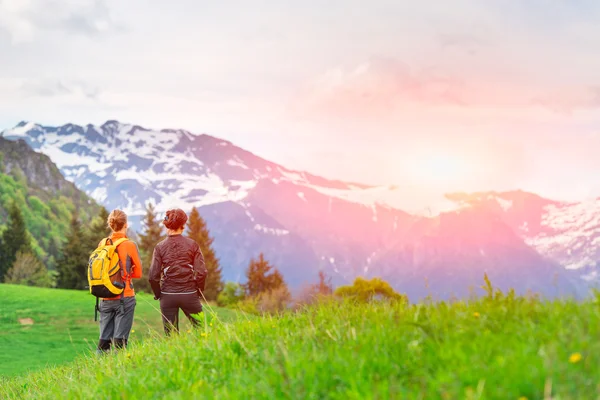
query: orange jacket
[{"left": 99, "top": 232, "right": 142, "bottom": 300}]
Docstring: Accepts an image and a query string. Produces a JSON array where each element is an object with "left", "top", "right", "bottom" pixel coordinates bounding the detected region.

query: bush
[
  {"left": 217, "top": 282, "right": 245, "bottom": 307},
  {"left": 4, "top": 251, "right": 55, "bottom": 288},
  {"left": 334, "top": 277, "right": 406, "bottom": 303},
  {"left": 257, "top": 286, "right": 291, "bottom": 314},
  {"left": 293, "top": 286, "right": 335, "bottom": 309},
  {"left": 235, "top": 286, "right": 292, "bottom": 315},
  {"left": 236, "top": 296, "right": 260, "bottom": 315},
  {"left": 293, "top": 271, "right": 335, "bottom": 308}
]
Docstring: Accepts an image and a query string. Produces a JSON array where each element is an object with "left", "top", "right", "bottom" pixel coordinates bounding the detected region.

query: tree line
[
  {"left": 0, "top": 201, "right": 297, "bottom": 304},
  {"left": 1, "top": 200, "right": 405, "bottom": 311}
]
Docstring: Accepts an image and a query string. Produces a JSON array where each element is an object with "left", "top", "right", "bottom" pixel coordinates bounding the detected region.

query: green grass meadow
[
  {"left": 1, "top": 284, "right": 600, "bottom": 399},
  {"left": 0, "top": 284, "right": 240, "bottom": 378}
]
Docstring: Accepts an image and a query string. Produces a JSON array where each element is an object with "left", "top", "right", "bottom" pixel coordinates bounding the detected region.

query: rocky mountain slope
[{"left": 2, "top": 121, "right": 595, "bottom": 300}]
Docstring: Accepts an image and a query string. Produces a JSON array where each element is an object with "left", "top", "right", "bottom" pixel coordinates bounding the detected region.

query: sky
[{"left": 1, "top": 0, "right": 599, "bottom": 204}]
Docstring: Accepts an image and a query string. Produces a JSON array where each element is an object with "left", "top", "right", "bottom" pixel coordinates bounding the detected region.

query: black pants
[{"left": 159, "top": 293, "right": 203, "bottom": 335}]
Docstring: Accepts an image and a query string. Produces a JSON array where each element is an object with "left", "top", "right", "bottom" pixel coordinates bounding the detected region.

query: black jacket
[{"left": 149, "top": 234, "right": 207, "bottom": 298}]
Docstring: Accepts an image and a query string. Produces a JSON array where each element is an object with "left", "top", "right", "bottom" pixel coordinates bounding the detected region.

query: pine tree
[
  {"left": 243, "top": 253, "right": 287, "bottom": 297},
  {"left": 0, "top": 202, "right": 31, "bottom": 281},
  {"left": 92, "top": 207, "right": 111, "bottom": 239},
  {"left": 137, "top": 202, "right": 165, "bottom": 293},
  {"left": 56, "top": 212, "right": 89, "bottom": 289},
  {"left": 186, "top": 207, "right": 224, "bottom": 301},
  {"left": 86, "top": 206, "right": 111, "bottom": 251}
]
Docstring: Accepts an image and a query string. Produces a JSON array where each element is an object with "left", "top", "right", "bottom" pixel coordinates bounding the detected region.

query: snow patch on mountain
[
  {"left": 496, "top": 197, "right": 513, "bottom": 211},
  {"left": 227, "top": 156, "right": 249, "bottom": 170},
  {"left": 1, "top": 121, "right": 37, "bottom": 137},
  {"left": 309, "top": 184, "right": 462, "bottom": 216},
  {"left": 525, "top": 198, "right": 600, "bottom": 270},
  {"left": 254, "top": 224, "right": 290, "bottom": 236}
]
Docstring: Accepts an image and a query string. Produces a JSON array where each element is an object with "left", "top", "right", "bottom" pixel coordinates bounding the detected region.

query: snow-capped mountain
[
  {"left": 2, "top": 120, "right": 416, "bottom": 221},
  {"left": 446, "top": 191, "right": 600, "bottom": 281},
  {"left": 1, "top": 120, "right": 415, "bottom": 287},
  {"left": 2, "top": 121, "right": 597, "bottom": 300}
]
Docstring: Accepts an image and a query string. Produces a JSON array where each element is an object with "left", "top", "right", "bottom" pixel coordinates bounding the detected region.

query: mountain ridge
[{"left": 2, "top": 120, "right": 597, "bottom": 300}]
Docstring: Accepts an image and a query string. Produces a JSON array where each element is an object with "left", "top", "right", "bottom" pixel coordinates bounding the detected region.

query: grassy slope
[
  {"left": 0, "top": 284, "right": 240, "bottom": 378},
  {"left": 2, "top": 287, "right": 599, "bottom": 399}
]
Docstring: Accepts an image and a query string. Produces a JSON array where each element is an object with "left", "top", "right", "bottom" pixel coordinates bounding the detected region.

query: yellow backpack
[{"left": 87, "top": 238, "right": 128, "bottom": 319}]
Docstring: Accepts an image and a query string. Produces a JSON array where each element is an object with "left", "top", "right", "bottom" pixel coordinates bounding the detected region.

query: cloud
[
  {"left": 532, "top": 86, "right": 600, "bottom": 114},
  {"left": 0, "top": 0, "right": 599, "bottom": 203},
  {"left": 20, "top": 79, "right": 101, "bottom": 100},
  {"left": 438, "top": 32, "right": 490, "bottom": 55},
  {"left": 0, "top": 0, "right": 119, "bottom": 43},
  {"left": 292, "top": 56, "right": 468, "bottom": 120}
]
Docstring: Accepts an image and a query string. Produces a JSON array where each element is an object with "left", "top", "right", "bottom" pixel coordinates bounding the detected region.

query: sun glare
[{"left": 403, "top": 149, "right": 471, "bottom": 188}]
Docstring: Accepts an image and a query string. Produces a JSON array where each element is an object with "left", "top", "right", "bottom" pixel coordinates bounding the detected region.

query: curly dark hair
[{"left": 164, "top": 208, "right": 188, "bottom": 231}]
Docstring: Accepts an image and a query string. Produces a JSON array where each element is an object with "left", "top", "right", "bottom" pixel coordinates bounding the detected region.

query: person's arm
[
  {"left": 193, "top": 245, "right": 207, "bottom": 294},
  {"left": 149, "top": 246, "right": 163, "bottom": 299},
  {"left": 128, "top": 242, "right": 143, "bottom": 279}
]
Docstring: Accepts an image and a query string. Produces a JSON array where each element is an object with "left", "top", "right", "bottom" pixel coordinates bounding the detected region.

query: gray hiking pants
[{"left": 97, "top": 296, "right": 136, "bottom": 352}]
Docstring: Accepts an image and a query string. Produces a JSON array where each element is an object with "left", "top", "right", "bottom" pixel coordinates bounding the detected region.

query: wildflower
[
  {"left": 131, "top": 329, "right": 135, "bottom": 333},
  {"left": 473, "top": 312, "right": 480, "bottom": 318},
  {"left": 201, "top": 332, "right": 208, "bottom": 338},
  {"left": 569, "top": 352, "right": 582, "bottom": 363},
  {"left": 518, "top": 397, "right": 528, "bottom": 400}
]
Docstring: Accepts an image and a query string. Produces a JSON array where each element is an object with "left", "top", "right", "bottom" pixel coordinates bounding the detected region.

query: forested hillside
[{"left": 0, "top": 137, "right": 100, "bottom": 270}]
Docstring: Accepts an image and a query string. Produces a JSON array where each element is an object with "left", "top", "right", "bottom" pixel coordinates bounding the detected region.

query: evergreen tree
[
  {"left": 56, "top": 212, "right": 89, "bottom": 289},
  {"left": 243, "top": 253, "right": 287, "bottom": 297},
  {"left": 87, "top": 206, "right": 111, "bottom": 250},
  {"left": 186, "top": 207, "right": 224, "bottom": 301},
  {"left": 0, "top": 202, "right": 31, "bottom": 281},
  {"left": 137, "top": 202, "right": 165, "bottom": 293},
  {"left": 92, "top": 207, "right": 111, "bottom": 239}
]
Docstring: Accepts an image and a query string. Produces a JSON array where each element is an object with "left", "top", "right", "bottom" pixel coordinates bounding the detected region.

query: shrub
[
  {"left": 293, "top": 271, "right": 335, "bottom": 308},
  {"left": 4, "top": 251, "right": 54, "bottom": 288},
  {"left": 334, "top": 277, "right": 406, "bottom": 303},
  {"left": 217, "top": 282, "right": 246, "bottom": 307},
  {"left": 236, "top": 296, "right": 260, "bottom": 315},
  {"left": 257, "top": 286, "right": 291, "bottom": 314}
]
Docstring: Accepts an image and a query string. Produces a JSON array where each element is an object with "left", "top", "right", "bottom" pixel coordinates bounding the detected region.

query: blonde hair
[{"left": 107, "top": 209, "right": 127, "bottom": 232}]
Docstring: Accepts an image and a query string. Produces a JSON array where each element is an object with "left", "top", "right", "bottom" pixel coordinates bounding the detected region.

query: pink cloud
[
  {"left": 532, "top": 86, "right": 600, "bottom": 114},
  {"left": 291, "top": 57, "right": 467, "bottom": 120}
]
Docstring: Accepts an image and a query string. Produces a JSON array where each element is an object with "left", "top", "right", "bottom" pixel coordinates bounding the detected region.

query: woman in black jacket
[{"left": 149, "top": 208, "right": 208, "bottom": 335}]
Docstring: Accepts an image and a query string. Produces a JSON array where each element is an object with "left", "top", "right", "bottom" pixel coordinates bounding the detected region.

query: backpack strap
[
  {"left": 94, "top": 297, "right": 100, "bottom": 322},
  {"left": 120, "top": 292, "right": 125, "bottom": 315},
  {"left": 112, "top": 238, "right": 129, "bottom": 247},
  {"left": 113, "top": 238, "right": 129, "bottom": 313},
  {"left": 112, "top": 238, "right": 130, "bottom": 287}
]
